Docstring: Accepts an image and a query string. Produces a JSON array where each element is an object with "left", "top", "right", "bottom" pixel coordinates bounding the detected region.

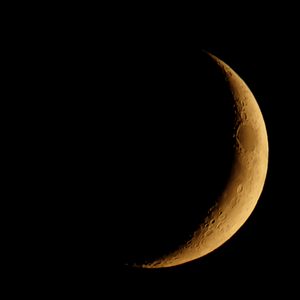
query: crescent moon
[{"left": 121, "top": 49, "right": 268, "bottom": 268}]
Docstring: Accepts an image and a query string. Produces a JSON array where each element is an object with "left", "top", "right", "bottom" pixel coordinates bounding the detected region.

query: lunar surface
[{"left": 114, "top": 49, "right": 268, "bottom": 268}]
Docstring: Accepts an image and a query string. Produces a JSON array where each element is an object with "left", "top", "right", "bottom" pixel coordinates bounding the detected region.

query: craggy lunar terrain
[{"left": 113, "top": 49, "right": 268, "bottom": 268}]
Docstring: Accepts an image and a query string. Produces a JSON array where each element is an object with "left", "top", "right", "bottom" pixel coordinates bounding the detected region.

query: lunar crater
[{"left": 237, "top": 124, "right": 257, "bottom": 152}]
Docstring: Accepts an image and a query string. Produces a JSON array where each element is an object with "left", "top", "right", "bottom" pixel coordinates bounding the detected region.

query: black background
[{"left": 14, "top": 10, "right": 298, "bottom": 296}]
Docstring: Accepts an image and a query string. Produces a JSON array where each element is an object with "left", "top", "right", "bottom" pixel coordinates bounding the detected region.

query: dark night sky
[
  {"left": 11, "top": 5, "right": 299, "bottom": 297},
  {"left": 39, "top": 22, "right": 296, "bottom": 296}
]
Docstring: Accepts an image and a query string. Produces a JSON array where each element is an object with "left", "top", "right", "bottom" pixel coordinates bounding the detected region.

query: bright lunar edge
[{"left": 111, "top": 49, "right": 268, "bottom": 268}]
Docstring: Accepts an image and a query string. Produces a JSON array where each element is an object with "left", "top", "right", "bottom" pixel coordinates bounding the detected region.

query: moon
[{"left": 117, "top": 49, "right": 268, "bottom": 268}]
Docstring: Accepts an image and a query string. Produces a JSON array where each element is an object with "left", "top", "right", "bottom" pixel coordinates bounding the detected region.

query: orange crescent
[{"left": 126, "top": 49, "right": 269, "bottom": 268}]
